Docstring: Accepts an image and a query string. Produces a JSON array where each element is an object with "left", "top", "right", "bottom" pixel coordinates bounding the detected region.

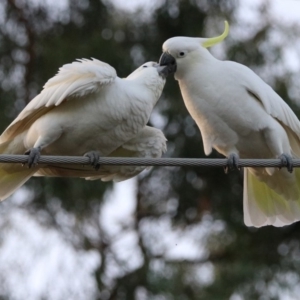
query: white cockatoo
[
  {"left": 0, "top": 58, "right": 176, "bottom": 201},
  {"left": 159, "top": 21, "right": 300, "bottom": 227}
]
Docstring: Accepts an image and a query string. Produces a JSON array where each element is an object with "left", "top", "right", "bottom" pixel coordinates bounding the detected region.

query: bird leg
[
  {"left": 279, "top": 154, "right": 293, "bottom": 173},
  {"left": 84, "top": 151, "right": 101, "bottom": 170},
  {"left": 24, "top": 147, "right": 41, "bottom": 168},
  {"left": 224, "top": 153, "right": 240, "bottom": 174}
]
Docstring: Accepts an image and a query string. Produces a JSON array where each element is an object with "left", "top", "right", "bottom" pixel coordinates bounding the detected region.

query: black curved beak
[
  {"left": 155, "top": 65, "right": 169, "bottom": 78},
  {"left": 159, "top": 52, "right": 177, "bottom": 75}
]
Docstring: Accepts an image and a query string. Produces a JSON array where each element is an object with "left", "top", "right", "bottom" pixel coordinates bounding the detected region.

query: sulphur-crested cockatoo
[
  {"left": 0, "top": 58, "right": 175, "bottom": 201},
  {"left": 159, "top": 21, "right": 300, "bottom": 227}
]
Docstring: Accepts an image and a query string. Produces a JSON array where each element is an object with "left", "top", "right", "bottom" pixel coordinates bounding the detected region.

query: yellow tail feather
[
  {"left": 0, "top": 137, "right": 36, "bottom": 201},
  {"left": 244, "top": 167, "right": 300, "bottom": 227},
  {"left": 0, "top": 164, "right": 36, "bottom": 201}
]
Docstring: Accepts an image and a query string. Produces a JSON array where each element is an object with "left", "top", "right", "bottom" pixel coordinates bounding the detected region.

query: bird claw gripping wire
[
  {"left": 224, "top": 153, "right": 240, "bottom": 174},
  {"left": 84, "top": 151, "right": 101, "bottom": 170},
  {"left": 24, "top": 147, "right": 41, "bottom": 168},
  {"left": 279, "top": 154, "right": 294, "bottom": 173}
]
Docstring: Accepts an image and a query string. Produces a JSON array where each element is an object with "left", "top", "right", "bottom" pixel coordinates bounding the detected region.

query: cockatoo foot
[
  {"left": 279, "top": 154, "right": 293, "bottom": 173},
  {"left": 84, "top": 151, "right": 101, "bottom": 170},
  {"left": 224, "top": 153, "right": 240, "bottom": 174},
  {"left": 24, "top": 147, "right": 41, "bottom": 168}
]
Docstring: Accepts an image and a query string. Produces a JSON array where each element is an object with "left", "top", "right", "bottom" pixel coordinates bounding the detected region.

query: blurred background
[{"left": 1, "top": 0, "right": 300, "bottom": 299}]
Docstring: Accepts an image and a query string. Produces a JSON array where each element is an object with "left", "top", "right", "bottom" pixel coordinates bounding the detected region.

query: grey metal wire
[{"left": 0, "top": 154, "right": 299, "bottom": 168}]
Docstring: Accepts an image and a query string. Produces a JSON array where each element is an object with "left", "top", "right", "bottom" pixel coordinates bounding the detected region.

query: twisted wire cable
[{"left": 0, "top": 154, "right": 299, "bottom": 168}]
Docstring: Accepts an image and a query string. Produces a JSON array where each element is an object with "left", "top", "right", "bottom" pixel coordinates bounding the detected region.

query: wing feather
[
  {"left": 260, "top": 85, "right": 300, "bottom": 139},
  {"left": 0, "top": 58, "right": 117, "bottom": 143},
  {"left": 228, "top": 62, "right": 300, "bottom": 139},
  {"left": 226, "top": 61, "right": 300, "bottom": 156}
]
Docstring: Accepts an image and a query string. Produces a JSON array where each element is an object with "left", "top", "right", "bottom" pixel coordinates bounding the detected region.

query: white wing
[
  {"left": 0, "top": 58, "right": 117, "bottom": 143},
  {"left": 227, "top": 61, "right": 300, "bottom": 141}
]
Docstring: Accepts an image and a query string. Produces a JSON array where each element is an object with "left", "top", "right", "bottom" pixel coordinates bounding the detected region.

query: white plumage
[
  {"left": 0, "top": 59, "right": 168, "bottom": 201},
  {"left": 160, "top": 22, "right": 300, "bottom": 227}
]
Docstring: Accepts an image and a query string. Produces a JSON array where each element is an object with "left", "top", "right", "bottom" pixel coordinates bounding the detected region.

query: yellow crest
[{"left": 202, "top": 21, "right": 229, "bottom": 48}]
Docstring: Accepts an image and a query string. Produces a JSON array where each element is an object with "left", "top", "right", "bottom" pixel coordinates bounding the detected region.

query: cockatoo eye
[
  {"left": 179, "top": 51, "right": 186, "bottom": 57},
  {"left": 143, "top": 65, "right": 148, "bottom": 68}
]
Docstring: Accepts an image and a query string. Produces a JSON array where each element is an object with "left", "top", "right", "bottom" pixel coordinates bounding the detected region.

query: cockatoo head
[
  {"left": 159, "top": 21, "right": 229, "bottom": 80},
  {"left": 127, "top": 61, "right": 176, "bottom": 81}
]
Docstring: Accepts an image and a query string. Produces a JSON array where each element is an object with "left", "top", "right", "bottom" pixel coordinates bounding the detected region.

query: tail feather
[
  {"left": 244, "top": 167, "right": 300, "bottom": 227},
  {"left": 36, "top": 164, "right": 147, "bottom": 182},
  {"left": 0, "top": 164, "right": 37, "bottom": 201},
  {"left": 0, "top": 135, "right": 36, "bottom": 201}
]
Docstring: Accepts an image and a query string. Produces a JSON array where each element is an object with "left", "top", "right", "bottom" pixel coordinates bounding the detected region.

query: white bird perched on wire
[
  {"left": 0, "top": 58, "right": 176, "bottom": 201},
  {"left": 159, "top": 21, "right": 300, "bottom": 227}
]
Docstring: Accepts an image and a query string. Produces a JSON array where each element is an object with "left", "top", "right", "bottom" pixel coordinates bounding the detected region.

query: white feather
[
  {"left": 163, "top": 35, "right": 300, "bottom": 227},
  {"left": 35, "top": 126, "right": 167, "bottom": 182},
  {"left": 0, "top": 60, "right": 166, "bottom": 200}
]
